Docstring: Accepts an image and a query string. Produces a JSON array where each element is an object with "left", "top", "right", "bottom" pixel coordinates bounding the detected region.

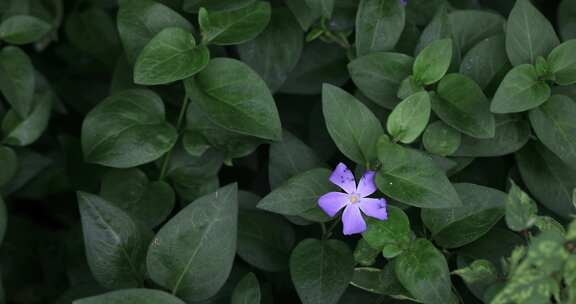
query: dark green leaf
[
  {"left": 117, "top": 0, "right": 194, "bottom": 63},
  {"left": 73, "top": 289, "right": 185, "bottom": 304},
  {"left": 305, "top": 0, "right": 334, "bottom": 18},
  {"left": 516, "top": 142, "right": 576, "bottom": 218},
  {"left": 505, "top": 0, "right": 559, "bottom": 66},
  {"left": 504, "top": 182, "right": 538, "bottom": 232},
  {"left": 0, "top": 196, "right": 5, "bottom": 245},
  {"left": 285, "top": 0, "right": 320, "bottom": 30},
  {"left": 199, "top": 2, "right": 271, "bottom": 45},
  {"left": 453, "top": 259, "right": 498, "bottom": 297},
  {"left": 459, "top": 34, "right": 510, "bottom": 89},
  {"left": 348, "top": 52, "right": 413, "bottom": 109},
  {"left": 413, "top": 39, "right": 452, "bottom": 85},
  {"left": 182, "top": 0, "right": 256, "bottom": 12},
  {"left": 257, "top": 168, "right": 332, "bottom": 221},
  {"left": 184, "top": 58, "right": 282, "bottom": 141},
  {"left": 353, "top": 239, "right": 379, "bottom": 266},
  {"left": 490, "top": 64, "right": 551, "bottom": 113},
  {"left": 231, "top": 273, "right": 261, "bottom": 304},
  {"left": 2, "top": 89, "right": 52, "bottom": 146},
  {"left": 0, "top": 46, "right": 35, "bottom": 117},
  {"left": 394, "top": 239, "right": 458, "bottom": 304},
  {"left": 453, "top": 115, "right": 530, "bottom": 157},
  {"left": 133, "top": 27, "right": 209, "bottom": 85},
  {"left": 0, "top": 146, "right": 17, "bottom": 187},
  {"left": 558, "top": 0, "right": 576, "bottom": 41},
  {"left": 0, "top": 15, "right": 51, "bottom": 44},
  {"left": 77, "top": 192, "right": 149, "bottom": 289},
  {"left": 414, "top": 5, "right": 451, "bottom": 55},
  {"left": 386, "top": 92, "right": 431, "bottom": 144},
  {"left": 449, "top": 10, "right": 505, "bottom": 53},
  {"left": 237, "top": 8, "right": 303, "bottom": 92},
  {"left": 421, "top": 183, "right": 506, "bottom": 248},
  {"left": 100, "top": 168, "right": 175, "bottom": 229},
  {"left": 268, "top": 131, "right": 322, "bottom": 189},
  {"left": 290, "top": 239, "right": 354, "bottom": 304},
  {"left": 355, "top": 0, "right": 405, "bottom": 56},
  {"left": 81, "top": 89, "right": 177, "bottom": 168},
  {"left": 0, "top": 148, "right": 51, "bottom": 195},
  {"left": 529, "top": 95, "right": 576, "bottom": 166},
  {"left": 362, "top": 206, "right": 411, "bottom": 258},
  {"left": 423, "top": 121, "right": 461, "bottom": 156},
  {"left": 280, "top": 41, "right": 348, "bottom": 95},
  {"left": 376, "top": 136, "right": 462, "bottom": 208},
  {"left": 548, "top": 39, "right": 576, "bottom": 85},
  {"left": 434, "top": 73, "right": 495, "bottom": 138},
  {"left": 322, "top": 84, "right": 384, "bottom": 165},
  {"left": 351, "top": 266, "right": 410, "bottom": 297},
  {"left": 147, "top": 184, "right": 238, "bottom": 302}
]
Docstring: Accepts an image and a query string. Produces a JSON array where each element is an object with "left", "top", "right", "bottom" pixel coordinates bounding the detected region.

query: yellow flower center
[{"left": 349, "top": 194, "right": 360, "bottom": 204}]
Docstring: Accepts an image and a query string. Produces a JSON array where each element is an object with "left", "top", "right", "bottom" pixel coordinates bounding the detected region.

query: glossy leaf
[
  {"left": 73, "top": 289, "right": 185, "bottom": 304},
  {"left": 362, "top": 206, "right": 411, "bottom": 258},
  {"left": 355, "top": 0, "right": 405, "bottom": 56},
  {"left": 81, "top": 89, "right": 177, "bottom": 168},
  {"left": 558, "top": 0, "right": 576, "bottom": 41},
  {"left": 386, "top": 92, "right": 431, "bottom": 144},
  {"left": 423, "top": 121, "right": 461, "bottom": 156},
  {"left": 0, "top": 15, "right": 51, "bottom": 45},
  {"left": 184, "top": 58, "right": 282, "bottom": 141},
  {"left": 305, "top": 0, "right": 334, "bottom": 18},
  {"left": 459, "top": 34, "right": 510, "bottom": 89},
  {"left": 77, "top": 192, "right": 149, "bottom": 289},
  {"left": 490, "top": 64, "right": 551, "bottom": 114},
  {"left": 413, "top": 39, "right": 453, "bottom": 85},
  {"left": 147, "top": 184, "right": 238, "bottom": 302},
  {"left": 2, "top": 89, "right": 52, "bottom": 146},
  {"left": 0, "top": 46, "right": 35, "bottom": 118},
  {"left": 505, "top": 181, "right": 538, "bottom": 232},
  {"left": 449, "top": 10, "right": 505, "bottom": 53},
  {"left": 351, "top": 266, "right": 409, "bottom": 297},
  {"left": 0, "top": 146, "right": 18, "bottom": 187},
  {"left": 133, "top": 27, "right": 209, "bottom": 85},
  {"left": 290, "top": 239, "right": 354, "bottom": 304},
  {"left": 548, "top": 39, "right": 576, "bottom": 85},
  {"left": 322, "top": 84, "right": 384, "bottom": 165},
  {"left": 231, "top": 273, "right": 261, "bottom": 304},
  {"left": 375, "top": 136, "right": 462, "bottom": 209}
]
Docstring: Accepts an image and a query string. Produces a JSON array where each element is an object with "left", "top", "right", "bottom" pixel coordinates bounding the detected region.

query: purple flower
[
  {"left": 400, "top": 0, "right": 408, "bottom": 6},
  {"left": 318, "top": 163, "right": 388, "bottom": 235}
]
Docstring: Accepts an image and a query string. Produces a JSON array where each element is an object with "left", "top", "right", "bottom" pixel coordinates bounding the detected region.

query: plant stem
[{"left": 158, "top": 92, "right": 190, "bottom": 180}]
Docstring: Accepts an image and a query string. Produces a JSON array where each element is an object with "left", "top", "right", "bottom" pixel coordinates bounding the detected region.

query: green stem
[
  {"left": 159, "top": 92, "right": 190, "bottom": 180},
  {"left": 322, "top": 217, "right": 341, "bottom": 240}
]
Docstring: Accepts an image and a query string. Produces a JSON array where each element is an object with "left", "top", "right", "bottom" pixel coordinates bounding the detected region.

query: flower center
[{"left": 349, "top": 194, "right": 360, "bottom": 204}]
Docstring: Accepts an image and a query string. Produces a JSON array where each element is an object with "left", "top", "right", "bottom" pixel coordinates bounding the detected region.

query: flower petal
[
  {"left": 342, "top": 204, "right": 366, "bottom": 235},
  {"left": 318, "top": 192, "right": 349, "bottom": 217},
  {"left": 359, "top": 198, "right": 388, "bottom": 220},
  {"left": 329, "top": 163, "right": 356, "bottom": 194},
  {"left": 356, "top": 171, "right": 377, "bottom": 197}
]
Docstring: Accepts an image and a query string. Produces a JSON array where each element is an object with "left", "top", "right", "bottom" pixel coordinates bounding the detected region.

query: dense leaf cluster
[{"left": 0, "top": 0, "right": 575, "bottom": 303}]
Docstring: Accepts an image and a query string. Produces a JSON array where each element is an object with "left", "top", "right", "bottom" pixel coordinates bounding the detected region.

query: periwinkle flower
[
  {"left": 400, "top": 0, "right": 408, "bottom": 6},
  {"left": 318, "top": 163, "right": 388, "bottom": 235}
]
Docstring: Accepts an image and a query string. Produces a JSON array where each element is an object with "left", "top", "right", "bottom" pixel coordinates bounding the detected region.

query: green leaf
[
  {"left": 348, "top": 52, "right": 413, "bottom": 109},
  {"left": 77, "top": 192, "right": 150, "bottom": 289},
  {"left": 290, "top": 239, "right": 354, "bottom": 304},
  {"left": 238, "top": 210, "right": 295, "bottom": 272},
  {"left": 362, "top": 206, "right": 411, "bottom": 258},
  {"left": 133, "top": 27, "right": 209, "bottom": 85},
  {"left": 394, "top": 239, "right": 458, "bottom": 304},
  {"left": 184, "top": 58, "right": 282, "bottom": 141},
  {"left": 183, "top": 0, "right": 256, "bottom": 12},
  {"left": 529, "top": 95, "right": 576, "bottom": 166},
  {"left": 2, "top": 89, "right": 52, "bottom": 146},
  {"left": 386, "top": 92, "right": 431, "bottom": 144},
  {"left": 285, "top": 0, "right": 320, "bottom": 30},
  {"left": 421, "top": 183, "right": 506, "bottom": 248},
  {"left": 351, "top": 266, "right": 410, "bottom": 297},
  {"left": 322, "top": 84, "right": 384, "bottom": 165},
  {"left": 453, "top": 259, "right": 498, "bottom": 293},
  {"left": 459, "top": 34, "right": 510, "bottom": 89},
  {"left": 413, "top": 39, "right": 453, "bottom": 85},
  {"left": 0, "top": 196, "right": 6, "bottom": 246},
  {"left": 237, "top": 8, "right": 303, "bottom": 92},
  {"left": 355, "top": 0, "right": 405, "bottom": 56},
  {"left": 449, "top": 10, "right": 505, "bottom": 53},
  {"left": 268, "top": 131, "right": 322, "bottom": 189},
  {"left": 558, "top": 0, "right": 576, "bottom": 41},
  {"left": 147, "top": 184, "right": 238, "bottom": 302},
  {"left": 0, "top": 46, "right": 35, "bottom": 118},
  {"left": 305, "top": 0, "right": 334, "bottom": 18},
  {"left": 505, "top": 0, "right": 559, "bottom": 66},
  {"left": 257, "top": 168, "right": 332, "bottom": 220},
  {"left": 375, "top": 136, "right": 462, "bottom": 208},
  {"left": 0, "top": 146, "right": 18, "bottom": 187},
  {"left": 199, "top": 2, "right": 271, "bottom": 45},
  {"left": 547, "top": 39, "right": 576, "bottom": 85},
  {"left": 280, "top": 41, "right": 348, "bottom": 95},
  {"left": 100, "top": 168, "right": 175, "bottom": 229},
  {"left": 396, "top": 75, "right": 425, "bottom": 100},
  {"left": 353, "top": 239, "right": 379, "bottom": 266},
  {"left": 117, "top": 0, "right": 194, "bottom": 63},
  {"left": 434, "top": 73, "right": 495, "bottom": 138},
  {"left": 490, "top": 64, "right": 551, "bottom": 114},
  {"left": 0, "top": 15, "right": 51, "bottom": 45},
  {"left": 423, "top": 121, "right": 461, "bottom": 156},
  {"left": 231, "top": 273, "right": 261, "bottom": 304},
  {"left": 414, "top": 5, "right": 451, "bottom": 55},
  {"left": 516, "top": 142, "right": 576, "bottom": 218},
  {"left": 81, "top": 89, "right": 177, "bottom": 168},
  {"left": 73, "top": 289, "right": 185, "bottom": 304},
  {"left": 453, "top": 115, "right": 531, "bottom": 157}
]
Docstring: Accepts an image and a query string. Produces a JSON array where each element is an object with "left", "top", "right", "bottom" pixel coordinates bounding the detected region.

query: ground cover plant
[{"left": 0, "top": 0, "right": 575, "bottom": 303}]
